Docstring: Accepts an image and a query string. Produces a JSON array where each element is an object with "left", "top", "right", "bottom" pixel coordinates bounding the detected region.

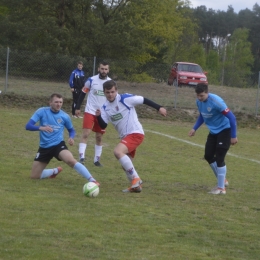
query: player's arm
[
  {"left": 75, "top": 81, "right": 90, "bottom": 110},
  {"left": 25, "top": 119, "right": 40, "bottom": 131},
  {"left": 69, "top": 71, "right": 75, "bottom": 90},
  {"left": 96, "top": 109, "right": 108, "bottom": 129},
  {"left": 193, "top": 113, "right": 204, "bottom": 131},
  {"left": 25, "top": 119, "right": 53, "bottom": 132},
  {"left": 222, "top": 109, "right": 237, "bottom": 138},
  {"left": 189, "top": 113, "right": 204, "bottom": 137},
  {"left": 143, "top": 97, "right": 167, "bottom": 116},
  {"left": 67, "top": 127, "right": 76, "bottom": 139}
]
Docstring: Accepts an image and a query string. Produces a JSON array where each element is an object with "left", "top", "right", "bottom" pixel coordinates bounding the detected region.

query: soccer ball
[{"left": 83, "top": 182, "right": 99, "bottom": 198}]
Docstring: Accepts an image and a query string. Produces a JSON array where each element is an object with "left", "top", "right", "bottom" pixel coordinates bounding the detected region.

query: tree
[{"left": 224, "top": 28, "right": 254, "bottom": 87}]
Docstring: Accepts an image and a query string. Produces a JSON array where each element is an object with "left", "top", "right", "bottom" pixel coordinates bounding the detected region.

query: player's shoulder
[
  {"left": 208, "top": 93, "right": 226, "bottom": 104},
  {"left": 120, "top": 93, "right": 134, "bottom": 99},
  {"left": 37, "top": 107, "right": 49, "bottom": 113}
]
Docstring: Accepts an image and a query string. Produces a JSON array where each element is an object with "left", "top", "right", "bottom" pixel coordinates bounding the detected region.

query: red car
[{"left": 167, "top": 62, "right": 208, "bottom": 87}]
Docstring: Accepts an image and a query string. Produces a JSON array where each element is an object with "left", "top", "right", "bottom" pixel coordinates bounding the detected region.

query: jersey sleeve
[
  {"left": 122, "top": 94, "right": 143, "bottom": 107},
  {"left": 82, "top": 77, "right": 92, "bottom": 93}
]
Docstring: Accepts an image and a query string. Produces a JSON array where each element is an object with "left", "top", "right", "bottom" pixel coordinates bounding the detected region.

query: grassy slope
[{"left": 0, "top": 106, "right": 260, "bottom": 260}]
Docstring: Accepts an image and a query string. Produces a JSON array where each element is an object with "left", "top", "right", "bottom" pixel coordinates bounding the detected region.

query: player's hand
[
  {"left": 96, "top": 109, "right": 101, "bottom": 117},
  {"left": 75, "top": 110, "right": 80, "bottom": 116},
  {"left": 188, "top": 129, "right": 196, "bottom": 137},
  {"left": 68, "top": 138, "right": 74, "bottom": 146},
  {"left": 159, "top": 107, "right": 167, "bottom": 117},
  {"left": 231, "top": 137, "right": 238, "bottom": 145},
  {"left": 39, "top": 125, "right": 53, "bottom": 133},
  {"left": 71, "top": 88, "right": 74, "bottom": 92}
]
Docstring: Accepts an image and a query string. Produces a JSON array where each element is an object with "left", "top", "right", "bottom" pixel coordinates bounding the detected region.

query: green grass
[{"left": 1, "top": 107, "right": 260, "bottom": 260}]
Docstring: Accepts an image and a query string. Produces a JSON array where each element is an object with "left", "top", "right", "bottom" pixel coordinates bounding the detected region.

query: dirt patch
[{"left": 1, "top": 92, "right": 260, "bottom": 128}]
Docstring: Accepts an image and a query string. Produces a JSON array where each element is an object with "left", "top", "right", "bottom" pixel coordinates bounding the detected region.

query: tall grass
[{"left": 0, "top": 107, "right": 260, "bottom": 260}]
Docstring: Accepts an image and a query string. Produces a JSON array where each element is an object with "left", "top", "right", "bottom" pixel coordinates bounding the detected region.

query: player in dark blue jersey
[
  {"left": 25, "top": 93, "right": 99, "bottom": 186},
  {"left": 189, "top": 84, "right": 238, "bottom": 195}
]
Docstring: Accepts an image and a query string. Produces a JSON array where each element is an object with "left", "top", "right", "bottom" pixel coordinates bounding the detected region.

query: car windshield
[{"left": 178, "top": 64, "right": 203, "bottom": 73}]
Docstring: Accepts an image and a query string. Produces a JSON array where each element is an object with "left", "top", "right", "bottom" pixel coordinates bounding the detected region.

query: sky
[{"left": 190, "top": 0, "right": 258, "bottom": 13}]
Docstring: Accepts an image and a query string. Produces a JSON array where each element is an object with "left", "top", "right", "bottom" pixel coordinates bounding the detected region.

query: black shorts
[
  {"left": 34, "top": 141, "right": 68, "bottom": 163},
  {"left": 205, "top": 128, "right": 231, "bottom": 151}
]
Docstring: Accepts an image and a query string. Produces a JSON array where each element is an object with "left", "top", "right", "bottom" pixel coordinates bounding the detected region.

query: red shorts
[
  {"left": 120, "top": 133, "right": 144, "bottom": 158},
  {"left": 83, "top": 112, "right": 106, "bottom": 134}
]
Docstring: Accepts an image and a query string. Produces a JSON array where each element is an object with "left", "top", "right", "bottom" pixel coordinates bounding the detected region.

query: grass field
[{"left": 1, "top": 105, "right": 260, "bottom": 260}]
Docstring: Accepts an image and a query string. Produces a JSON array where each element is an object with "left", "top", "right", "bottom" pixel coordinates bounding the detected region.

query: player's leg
[
  {"left": 93, "top": 132, "right": 103, "bottom": 166},
  {"left": 115, "top": 134, "right": 144, "bottom": 192},
  {"left": 208, "top": 129, "right": 231, "bottom": 194},
  {"left": 58, "top": 149, "right": 99, "bottom": 184},
  {"left": 72, "top": 91, "right": 77, "bottom": 117},
  {"left": 204, "top": 133, "right": 218, "bottom": 178},
  {"left": 92, "top": 117, "right": 106, "bottom": 166},
  {"left": 215, "top": 129, "right": 231, "bottom": 189},
  {"left": 31, "top": 147, "right": 62, "bottom": 179},
  {"left": 78, "top": 113, "right": 94, "bottom": 164}
]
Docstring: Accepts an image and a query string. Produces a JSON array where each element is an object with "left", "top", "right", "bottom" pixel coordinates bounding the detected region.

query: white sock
[
  {"left": 40, "top": 168, "right": 56, "bottom": 179},
  {"left": 94, "top": 145, "right": 102, "bottom": 163},
  {"left": 119, "top": 155, "right": 139, "bottom": 181},
  {"left": 79, "top": 143, "right": 87, "bottom": 159}
]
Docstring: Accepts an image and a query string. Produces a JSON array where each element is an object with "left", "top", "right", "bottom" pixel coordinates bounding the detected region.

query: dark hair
[
  {"left": 99, "top": 60, "right": 109, "bottom": 67},
  {"left": 50, "top": 93, "right": 63, "bottom": 100},
  {"left": 103, "top": 80, "right": 117, "bottom": 92},
  {"left": 195, "top": 83, "right": 208, "bottom": 94},
  {"left": 77, "top": 61, "right": 83, "bottom": 65}
]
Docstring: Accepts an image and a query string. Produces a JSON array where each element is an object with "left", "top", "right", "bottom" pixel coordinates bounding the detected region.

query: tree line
[{"left": 0, "top": 0, "right": 259, "bottom": 87}]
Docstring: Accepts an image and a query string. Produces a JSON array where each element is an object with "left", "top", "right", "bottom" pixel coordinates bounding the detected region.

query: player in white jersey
[
  {"left": 75, "top": 61, "right": 111, "bottom": 166},
  {"left": 96, "top": 80, "right": 167, "bottom": 193}
]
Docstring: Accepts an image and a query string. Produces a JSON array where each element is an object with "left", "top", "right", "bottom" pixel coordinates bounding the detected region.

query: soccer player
[
  {"left": 69, "top": 61, "right": 85, "bottom": 118},
  {"left": 25, "top": 93, "right": 99, "bottom": 186},
  {"left": 96, "top": 80, "right": 167, "bottom": 193},
  {"left": 75, "top": 61, "right": 111, "bottom": 167},
  {"left": 188, "top": 83, "right": 238, "bottom": 195}
]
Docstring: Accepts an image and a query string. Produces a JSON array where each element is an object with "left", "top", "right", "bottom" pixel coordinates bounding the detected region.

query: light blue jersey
[
  {"left": 196, "top": 93, "right": 230, "bottom": 134},
  {"left": 30, "top": 107, "right": 73, "bottom": 148}
]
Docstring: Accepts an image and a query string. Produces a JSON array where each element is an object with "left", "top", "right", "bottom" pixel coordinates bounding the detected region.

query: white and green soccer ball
[{"left": 83, "top": 182, "right": 99, "bottom": 198}]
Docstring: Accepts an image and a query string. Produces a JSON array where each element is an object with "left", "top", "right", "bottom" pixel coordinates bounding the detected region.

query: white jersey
[
  {"left": 82, "top": 74, "right": 111, "bottom": 115},
  {"left": 101, "top": 93, "right": 145, "bottom": 139}
]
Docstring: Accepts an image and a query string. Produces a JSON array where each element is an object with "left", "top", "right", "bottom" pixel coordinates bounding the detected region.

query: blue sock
[
  {"left": 217, "top": 166, "right": 226, "bottom": 189},
  {"left": 73, "top": 162, "right": 96, "bottom": 181},
  {"left": 209, "top": 161, "right": 218, "bottom": 178},
  {"left": 40, "top": 169, "right": 54, "bottom": 179}
]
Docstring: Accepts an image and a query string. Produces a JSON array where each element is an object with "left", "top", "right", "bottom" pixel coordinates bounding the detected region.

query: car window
[{"left": 189, "top": 65, "right": 203, "bottom": 73}]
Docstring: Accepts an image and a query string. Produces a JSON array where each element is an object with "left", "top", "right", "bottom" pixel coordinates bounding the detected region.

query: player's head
[
  {"left": 49, "top": 93, "right": 63, "bottom": 112},
  {"left": 98, "top": 61, "right": 109, "bottom": 79},
  {"left": 77, "top": 61, "right": 83, "bottom": 70},
  {"left": 103, "top": 80, "right": 117, "bottom": 102},
  {"left": 195, "top": 83, "right": 209, "bottom": 102}
]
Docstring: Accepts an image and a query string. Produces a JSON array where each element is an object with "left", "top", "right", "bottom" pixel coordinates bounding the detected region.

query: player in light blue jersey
[
  {"left": 25, "top": 93, "right": 99, "bottom": 186},
  {"left": 188, "top": 84, "right": 238, "bottom": 195}
]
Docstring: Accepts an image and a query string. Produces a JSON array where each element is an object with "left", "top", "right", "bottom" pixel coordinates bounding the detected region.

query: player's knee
[
  {"left": 215, "top": 160, "right": 225, "bottom": 167},
  {"left": 204, "top": 154, "right": 214, "bottom": 164}
]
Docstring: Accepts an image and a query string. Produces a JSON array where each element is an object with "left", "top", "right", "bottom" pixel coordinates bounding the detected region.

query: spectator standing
[
  {"left": 188, "top": 83, "right": 238, "bottom": 195},
  {"left": 75, "top": 61, "right": 111, "bottom": 166},
  {"left": 69, "top": 61, "right": 85, "bottom": 118}
]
